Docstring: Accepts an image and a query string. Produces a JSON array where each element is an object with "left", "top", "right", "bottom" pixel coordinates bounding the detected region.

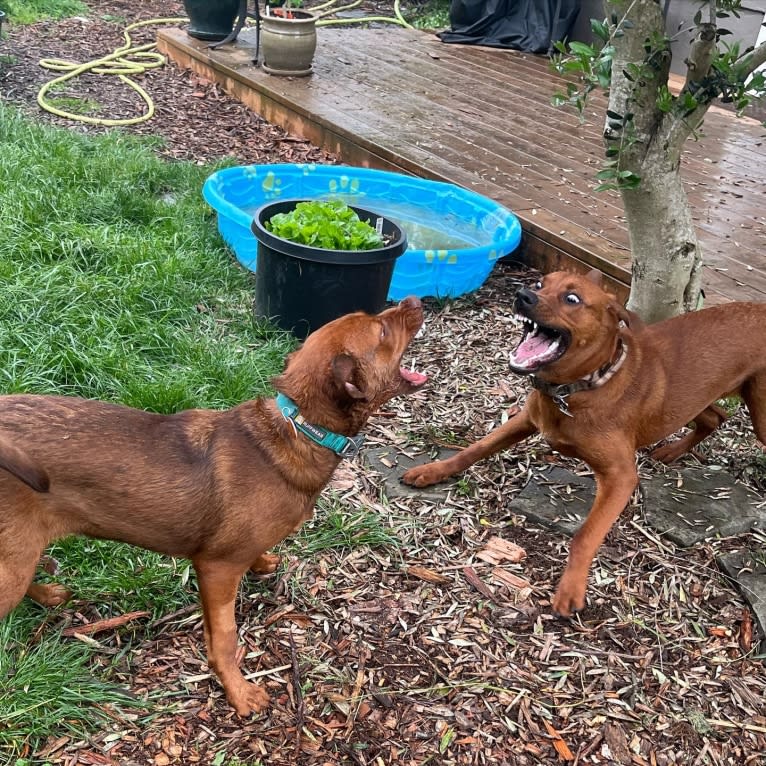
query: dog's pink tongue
[
  {"left": 400, "top": 367, "right": 428, "bottom": 385},
  {"left": 511, "top": 334, "right": 555, "bottom": 368}
]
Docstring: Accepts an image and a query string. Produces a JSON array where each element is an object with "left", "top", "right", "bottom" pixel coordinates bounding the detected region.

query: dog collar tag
[{"left": 552, "top": 394, "right": 573, "bottom": 417}]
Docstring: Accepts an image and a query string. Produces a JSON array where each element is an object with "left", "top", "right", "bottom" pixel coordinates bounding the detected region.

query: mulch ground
[{"left": 2, "top": 3, "right": 766, "bottom": 765}]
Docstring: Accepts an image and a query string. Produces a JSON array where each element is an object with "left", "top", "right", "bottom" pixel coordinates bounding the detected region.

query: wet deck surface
[{"left": 158, "top": 24, "right": 766, "bottom": 305}]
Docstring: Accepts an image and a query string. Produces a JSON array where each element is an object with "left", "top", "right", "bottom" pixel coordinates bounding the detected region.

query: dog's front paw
[
  {"left": 551, "top": 575, "right": 586, "bottom": 617},
  {"left": 229, "top": 681, "right": 271, "bottom": 717},
  {"left": 402, "top": 462, "right": 448, "bottom": 487}
]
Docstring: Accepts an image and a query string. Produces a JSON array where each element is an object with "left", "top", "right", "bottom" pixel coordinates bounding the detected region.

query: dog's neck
[
  {"left": 530, "top": 340, "right": 628, "bottom": 417},
  {"left": 275, "top": 393, "right": 364, "bottom": 458}
]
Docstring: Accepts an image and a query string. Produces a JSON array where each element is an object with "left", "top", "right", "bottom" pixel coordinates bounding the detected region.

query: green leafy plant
[{"left": 265, "top": 199, "right": 386, "bottom": 251}]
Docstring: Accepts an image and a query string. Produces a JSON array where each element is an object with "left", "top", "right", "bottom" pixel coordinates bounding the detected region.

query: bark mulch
[{"left": 2, "top": 3, "right": 766, "bottom": 765}]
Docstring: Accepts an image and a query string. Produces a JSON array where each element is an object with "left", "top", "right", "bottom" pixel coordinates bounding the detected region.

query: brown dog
[
  {"left": 403, "top": 270, "right": 766, "bottom": 616},
  {"left": 0, "top": 298, "right": 427, "bottom": 716}
]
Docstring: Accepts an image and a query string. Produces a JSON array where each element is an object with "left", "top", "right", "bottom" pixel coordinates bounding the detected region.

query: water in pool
[{"left": 244, "top": 197, "right": 481, "bottom": 251}]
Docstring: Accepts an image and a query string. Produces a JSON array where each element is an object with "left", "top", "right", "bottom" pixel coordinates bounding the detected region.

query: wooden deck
[{"left": 158, "top": 24, "right": 766, "bottom": 305}]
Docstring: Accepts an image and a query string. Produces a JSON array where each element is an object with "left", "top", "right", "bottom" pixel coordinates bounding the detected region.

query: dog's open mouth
[
  {"left": 509, "top": 315, "right": 569, "bottom": 373},
  {"left": 399, "top": 365, "right": 428, "bottom": 392}
]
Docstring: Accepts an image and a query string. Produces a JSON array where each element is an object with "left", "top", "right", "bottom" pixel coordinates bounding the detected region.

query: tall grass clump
[
  {"left": 0, "top": 0, "right": 88, "bottom": 24},
  {"left": 0, "top": 103, "right": 295, "bottom": 757}
]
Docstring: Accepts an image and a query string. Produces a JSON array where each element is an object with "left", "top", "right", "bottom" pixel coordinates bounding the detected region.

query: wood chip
[
  {"left": 406, "top": 565, "right": 450, "bottom": 584},
  {"left": 491, "top": 567, "right": 532, "bottom": 590},
  {"left": 476, "top": 535, "right": 527, "bottom": 564},
  {"left": 543, "top": 718, "right": 575, "bottom": 761}
]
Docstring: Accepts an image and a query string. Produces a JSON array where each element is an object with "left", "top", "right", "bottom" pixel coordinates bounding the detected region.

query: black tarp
[{"left": 438, "top": 0, "right": 581, "bottom": 54}]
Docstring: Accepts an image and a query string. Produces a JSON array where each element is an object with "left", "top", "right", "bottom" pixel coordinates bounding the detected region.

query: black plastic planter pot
[
  {"left": 183, "top": 0, "right": 240, "bottom": 41},
  {"left": 251, "top": 199, "right": 408, "bottom": 339}
]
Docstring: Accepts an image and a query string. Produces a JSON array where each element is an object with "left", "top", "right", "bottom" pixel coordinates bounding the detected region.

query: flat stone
[
  {"left": 368, "top": 449, "right": 766, "bottom": 640},
  {"left": 363, "top": 447, "right": 460, "bottom": 503},
  {"left": 641, "top": 468, "right": 766, "bottom": 547},
  {"left": 512, "top": 466, "right": 594, "bottom": 538},
  {"left": 717, "top": 550, "right": 766, "bottom": 650}
]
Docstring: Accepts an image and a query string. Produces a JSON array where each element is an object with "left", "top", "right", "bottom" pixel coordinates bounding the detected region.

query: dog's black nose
[{"left": 515, "top": 288, "right": 538, "bottom": 310}]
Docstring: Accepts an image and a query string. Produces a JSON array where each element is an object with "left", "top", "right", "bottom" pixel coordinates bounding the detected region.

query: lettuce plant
[{"left": 265, "top": 200, "right": 385, "bottom": 251}]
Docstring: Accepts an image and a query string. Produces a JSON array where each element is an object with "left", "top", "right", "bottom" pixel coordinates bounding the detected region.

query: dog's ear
[
  {"left": 332, "top": 353, "right": 367, "bottom": 400},
  {"left": 609, "top": 301, "right": 644, "bottom": 332},
  {"left": 585, "top": 269, "right": 603, "bottom": 286}
]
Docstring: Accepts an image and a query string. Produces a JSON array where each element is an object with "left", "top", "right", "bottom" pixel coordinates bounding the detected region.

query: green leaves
[
  {"left": 594, "top": 164, "right": 642, "bottom": 192},
  {"left": 266, "top": 199, "right": 386, "bottom": 251}
]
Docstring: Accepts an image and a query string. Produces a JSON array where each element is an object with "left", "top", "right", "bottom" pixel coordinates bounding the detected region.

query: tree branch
[
  {"left": 606, "top": 0, "right": 669, "bottom": 148},
  {"left": 683, "top": 22, "right": 716, "bottom": 88},
  {"left": 736, "top": 40, "right": 766, "bottom": 79},
  {"left": 663, "top": 100, "right": 712, "bottom": 155}
]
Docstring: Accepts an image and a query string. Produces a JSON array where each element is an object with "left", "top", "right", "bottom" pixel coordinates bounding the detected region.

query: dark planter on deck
[{"left": 183, "top": 0, "right": 241, "bottom": 41}]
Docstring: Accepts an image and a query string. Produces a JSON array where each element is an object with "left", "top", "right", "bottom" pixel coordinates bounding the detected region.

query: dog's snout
[
  {"left": 399, "top": 296, "right": 422, "bottom": 310},
  {"left": 515, "top": 288, "right": 538, "bottom": 309}
]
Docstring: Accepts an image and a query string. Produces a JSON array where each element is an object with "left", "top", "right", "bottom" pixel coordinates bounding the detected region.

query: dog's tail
[{"left": 0, "top": 439, "right": 50, "bottom": 492}]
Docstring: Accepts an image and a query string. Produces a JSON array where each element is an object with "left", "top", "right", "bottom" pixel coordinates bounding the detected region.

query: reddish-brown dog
[
  {"left": 403, "top": 271, "right": 766, "bottom": 616},
  {"left": 0, "top": 298, "right": 426, "bottom": 716}
]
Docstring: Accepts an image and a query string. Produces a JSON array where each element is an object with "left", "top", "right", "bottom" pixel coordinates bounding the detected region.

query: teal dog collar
[{"left": 276, "top": 392, "right": 364, "bottom": 458}]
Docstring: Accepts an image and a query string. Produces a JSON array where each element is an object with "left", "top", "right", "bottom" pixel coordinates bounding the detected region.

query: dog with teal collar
[{"left": 3, "top": 297, "right": 427, "bottom": 718}]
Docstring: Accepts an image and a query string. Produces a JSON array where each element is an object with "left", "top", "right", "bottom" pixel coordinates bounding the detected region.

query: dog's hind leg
[
  {"left": 649, "top": 403, "right": 729, "bottom": 463},
  {"left": 26, "top": 581, "right": 72, "bottom": 607},
  {"left": 194, "top": 558, "right": 271, "bottom": 717},
  {"left": 741, "top": 373, "right": 766, "bottom": 447},
  {"left": 0, "top": 546, "right": 46, "bottom": 618},
  {"left": 250, "top": 553, "right": 280, "bottom": 575}
]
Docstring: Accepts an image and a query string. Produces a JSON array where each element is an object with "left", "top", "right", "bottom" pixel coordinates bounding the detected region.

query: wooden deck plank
[{"left": 157, "top": 24, "right": 766, "bottom": 306}]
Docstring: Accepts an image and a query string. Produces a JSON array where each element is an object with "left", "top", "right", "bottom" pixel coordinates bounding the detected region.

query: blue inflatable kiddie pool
[{"left": 202, "top": 164, "right": 522, "bottom": 300}]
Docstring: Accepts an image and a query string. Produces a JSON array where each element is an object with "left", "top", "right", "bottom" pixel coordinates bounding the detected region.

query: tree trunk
[
  {"left": 605, "top": 0, "right": 704, "bottom": 322},
  {"left": 622, "top": 156, "right": 703, "bottom": 322}
]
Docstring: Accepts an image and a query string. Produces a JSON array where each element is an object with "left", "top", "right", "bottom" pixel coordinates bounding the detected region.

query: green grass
[
  {"left": 45, "top": 92, "right": 102, "bottom": 116},
  {"left": 0, "top": 0, "right": 88, "bottom": 24},
  {"left": 0, "top": 612, "right": 146, "bottom": 755},
  {"left": 0, "top": 103, "right": 296, "bottom": 759},
  {"left": 407, "top": 0, "right": 450, "bottom": 31},
  {"left": 296, "top": 495, "right": 401, "bottom": 555}
]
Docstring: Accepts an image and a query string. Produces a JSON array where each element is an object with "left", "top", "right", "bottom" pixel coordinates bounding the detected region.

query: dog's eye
[
  {"left": 565, "top": 293, "right": 581, "bottom": 305},
  {"left": 534, "top": 280, "right": 543, "bottom": 290}
]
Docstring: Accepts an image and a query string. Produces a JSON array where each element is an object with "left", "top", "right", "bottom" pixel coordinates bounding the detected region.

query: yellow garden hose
[
  {"left": 37, "top": 17, "right": 187, "bottom": 126},
  {"left": 35, "top": 2, "right": 413, "bottom": 127},
  {"left": 313, "top": 0, "right": 412, "bottom": 28}
]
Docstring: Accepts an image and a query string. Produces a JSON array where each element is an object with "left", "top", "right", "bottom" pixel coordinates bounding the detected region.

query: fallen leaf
[{"left": 462, "top": 566, "right": 496, "bottom": 601}]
